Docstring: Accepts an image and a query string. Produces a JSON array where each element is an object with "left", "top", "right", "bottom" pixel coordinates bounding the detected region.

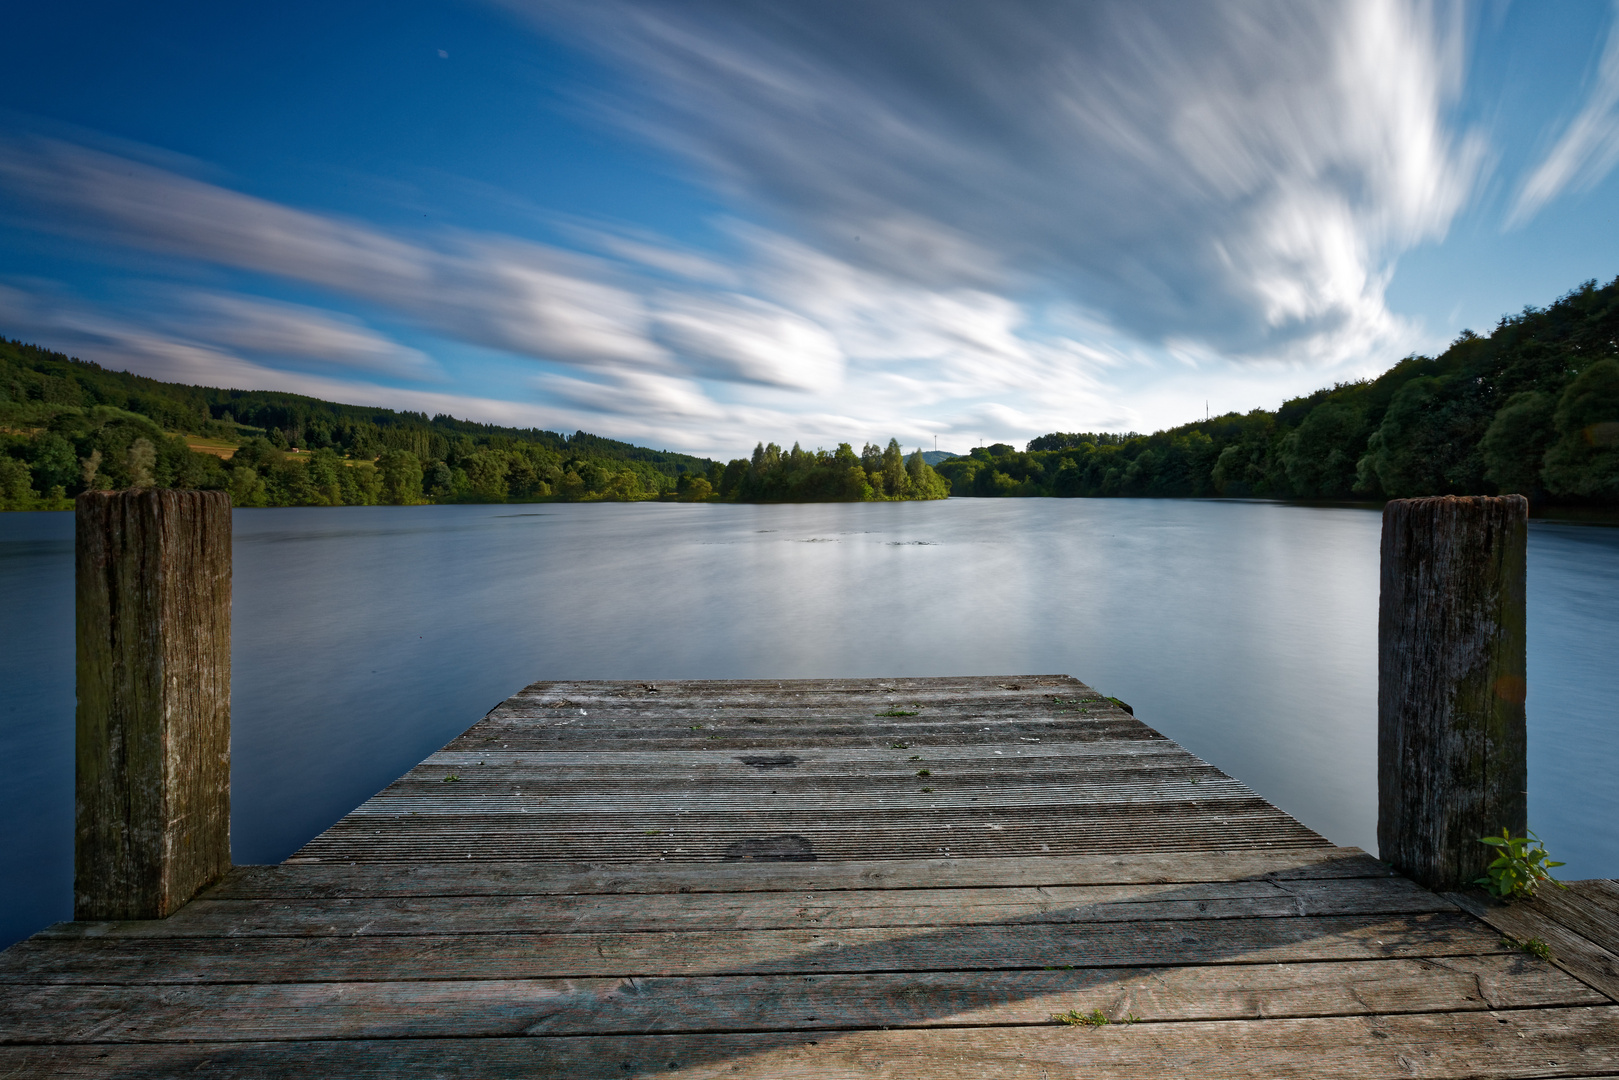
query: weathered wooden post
[
  {"left": 1378, "top": 494, "right": 1527, "bottom": 891},
  {"left": 76, "top": 489, "right": 232, "bottom": 920}
]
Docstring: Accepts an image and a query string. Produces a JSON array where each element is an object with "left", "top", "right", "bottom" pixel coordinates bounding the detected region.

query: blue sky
[{"left": 4, "top": 1, "right": 1619, "bottom": 458}]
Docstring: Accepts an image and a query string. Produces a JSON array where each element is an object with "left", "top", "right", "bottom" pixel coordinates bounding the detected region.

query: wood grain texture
[
  {"left": 2, "top": 1007, "right": 1617, "bottom": 1079},
  {"left": 1448, "top": 888, "right": 1619, "bottom": 1002},
  {"left": 8, "top": 674, "right": 1598, "bottom": 1077},
  {"left": 0, "top": 913, "right": 1511, "bottom": 984},
  {"left": 203, "top": 848, "right": 1396, "bottom": 900},
  {"left": 74, "top": 488, "right": 231, "bottom": 920},
  {"left": 1378, "top": 495, "right": 1527, "bottom": 890},
  {"left": 37, "top": 877, "right": 1454, "bottom": 940},
  {"left": 291, "top": 675, "right": 1323, "bottom": 865},
  {"left": 0, "top": 955, "right": 1599, "bottom": 1043}
]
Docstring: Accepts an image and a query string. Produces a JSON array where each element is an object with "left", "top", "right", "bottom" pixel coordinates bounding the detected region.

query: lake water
[{"left": 3, "top": 499, "right": 1616, "bottom": 947}]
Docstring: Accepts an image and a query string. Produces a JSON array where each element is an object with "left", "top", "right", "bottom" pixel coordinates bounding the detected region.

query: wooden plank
[
  {"left": 210, "top": 849, "right": 1395, "bottom": 901},
  {"left": 442, "top": 729, "right": 1159, "bottom": 752},
  {"left": 368, "top": 788, "right": 1271, "bottom": 809},
  {"left": 0, "top": 913, "right": 1506, "bottom": 984},
  {"left": 0, "top": 955, "right": 1600, "bottom": 1044},
  {"left": 410, "top": 747, "right": 1213, "bottom": 778},
  {"left": 421, "top": 741, "right": 1203, "bottom": 766},
  {"left": 1568, "top": 879, "right": 1619, "bottom": 919},
  {"left": 1532, "top": 885, "right": 1619, "bottom": 954},
  {"left": 294, "top": 813, "right": 1327, "bottom": 857},
  {"left": 507, "top": 675, "right": 1088, "bottom": 697},
  {"left": 40, "top": 877, "right": 1453, "bottom": 941},
  {"left": 1447, "top": 890, "right": 1619, "bottom": 1002},
  {"left": 3, "top": 1006, "right": 1616, "bottom": 1078},
  {"left": 290, "top": 826, "right": 1329, "bottom": 864}
]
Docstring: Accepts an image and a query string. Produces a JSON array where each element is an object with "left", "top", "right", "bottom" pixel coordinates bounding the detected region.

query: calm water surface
[{"left": 3, "top": 499, "right": 1615, "bottom": 946}]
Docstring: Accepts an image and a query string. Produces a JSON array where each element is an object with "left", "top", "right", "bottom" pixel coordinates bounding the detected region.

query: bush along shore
[{"left": 935, "top": 275, "right": 1619, "bottom": 506}]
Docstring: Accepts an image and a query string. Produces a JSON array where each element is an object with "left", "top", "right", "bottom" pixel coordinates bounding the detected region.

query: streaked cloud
[
  {"left": 0, "top": 2, "right": 1502, "bottom": 452},
  {"left": 0, "top": 283, "right": 581, "bottom": 432},
  {"left": 1510, "top": 2, "right": 1619, "bottom": 225},
  {"left": 520, "top": 0, "right": 1478, "bottom": 366},
  {"left": 168, "top": 293, "right": 437, "bottom": 379}
]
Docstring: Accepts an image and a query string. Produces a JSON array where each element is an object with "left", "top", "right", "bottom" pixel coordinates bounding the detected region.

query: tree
[
  {"left": 1542, "top": 358, "right": 1619, "bottom": 500},
  {"left": 30, "top": 433, "right": 78, "bottom": 492},
  {"left": 1480, "top": 392, "right": 1556, "bottom": 496},
  {"left": 125, "top": 437, "right": 157, "bottom": 490},
  {"left": 463, "top": 450, "right": 510, "bottom": 502},
  {"left": 882, "top": 438, "right": 909, "bottom": 498},
  {"left": 379, "top": 450, "right": 424, "bottom": 505},
  {"left": 228, "top": 466, "right": 268, "bottom": 508},
  {"left": 0, "top": 456, "right": 33, "bottom": 508},
  {"left": 1280, "top": 401, "right": 1363, "bottom": 498}
]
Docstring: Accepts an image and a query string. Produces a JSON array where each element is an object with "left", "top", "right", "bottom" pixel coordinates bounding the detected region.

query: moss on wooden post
[
  {"left": 75, "top": 489, "right": 232, "bottom": 920},
  {"left": 1378, "top": 494, "right": 1527, "bottom": 891}
]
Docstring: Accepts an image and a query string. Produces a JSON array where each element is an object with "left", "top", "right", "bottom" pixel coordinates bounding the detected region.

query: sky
[{"left": 4, "top": 1, "right": 1619, "bottom": 459}]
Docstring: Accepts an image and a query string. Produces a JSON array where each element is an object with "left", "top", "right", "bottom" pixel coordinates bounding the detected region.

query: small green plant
[
  {"left": 1053, "top": 1009, "right": 1139, "bottom": 1027},
  {"left": 919, "top": 787, "right": 933, "bottom": 793},
  {"left": 441, "top": 774, "right": 461, "bottom": 783},
  {"left": 916, "top": 769, "right": 931, "bottom": 777},
  {"left": 890, "top": 741, "right": 909, "bottom": 749},
  {"left": 644, "top": 829, "right": 663, "bottom": 836},
  {"left": 1502, "top": 935, "right": 1554, "bottom": 961},
  {"left": 908, "top": 755, "right": 922, "bottom": 761},
  {"left": 1475, "top": 829, "right": 1565, "bottom": 900},
  {"left": 876, "top": 709, "right": 919, "bottom": 717}
]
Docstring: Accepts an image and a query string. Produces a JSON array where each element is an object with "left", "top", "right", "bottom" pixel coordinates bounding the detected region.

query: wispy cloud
[
  {"left": 0, "top": 138, "right": 670, "bottom": 373},
  {"left": 166, "top": 293, "right": 438, "bottom": 379},
  {"left": 0, "top": 135, "right": 1132, "bottom": 449},
  {"left": 1510, "top": 1, "right": 1619, "bottom": 225},
  {"left": 518, "top": 0, "right": 1478, "bottom": 365},
  {"left": 0, "top": 283, "right": 577, "bottom": 431},
  {"left": 0, "top": 0, "right": 1483, "bottom": 455}
]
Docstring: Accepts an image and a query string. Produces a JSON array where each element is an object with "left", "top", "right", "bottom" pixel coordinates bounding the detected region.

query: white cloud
[
  {"left": 653, "top": 292, "right": 843, "bottom": 390},
  {"left": 0, "top": 139, "right": 670, "bottom": 373},
  {"left": 1, "top": 0, "right": 1486, "bottom": 459},
  {"left": 1510, "top": 1, "right": 1619, "bottom": 225},
  {"left": 0, "top": 284, "right": 578, "bottom": 431},
  {"left": 171, "top": 293, "right": 437, "bottom": 378},
  {"left": 518, "top": 0, "right": 1475, "bottom": 366}
]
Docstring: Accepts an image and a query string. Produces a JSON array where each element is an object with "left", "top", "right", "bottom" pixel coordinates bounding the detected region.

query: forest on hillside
[
  {"left": 0, "top": 339, "right": 944, "bottom": 508},
  {"left": 936, "top": 276, "right": 1619, "bottom": 505},
  {"left": 6, "top": 273, "right": 1615, "bottom": 510},
  {"left": 0, "top": 339, "right": 718, "bottom": 509}
]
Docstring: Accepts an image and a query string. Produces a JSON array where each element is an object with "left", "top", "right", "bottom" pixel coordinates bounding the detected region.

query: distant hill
[
  {"left": 934, "top": 274, "right": 1619, "bottom": 504},
  {"left": 920, "top": 450, "right": 962, "bottom": 465},
  {"left": 0, "top": 337, "right": 716, "bottom": 508}
]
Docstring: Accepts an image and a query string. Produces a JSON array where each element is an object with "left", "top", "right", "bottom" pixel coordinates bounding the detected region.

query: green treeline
[
  {"left": 9, "top": 271, "right": 1614, "bottom": 510},
  {"left": 713, "top": 439, "right": 950, "bottom": 502},
  {"left": 0, "top": 338, "right": 944, "bottom": 509},
  {"left": 0, "top": 338, "right": 718, "bottom": 509},
  {"left": 937, "top": 276, "right": 1619, "bottom": 504}
]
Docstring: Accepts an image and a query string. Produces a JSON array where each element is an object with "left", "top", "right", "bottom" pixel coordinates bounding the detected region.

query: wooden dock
[{"left": 4, "top": 675, "right": 1618, "bottom": 1077}]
